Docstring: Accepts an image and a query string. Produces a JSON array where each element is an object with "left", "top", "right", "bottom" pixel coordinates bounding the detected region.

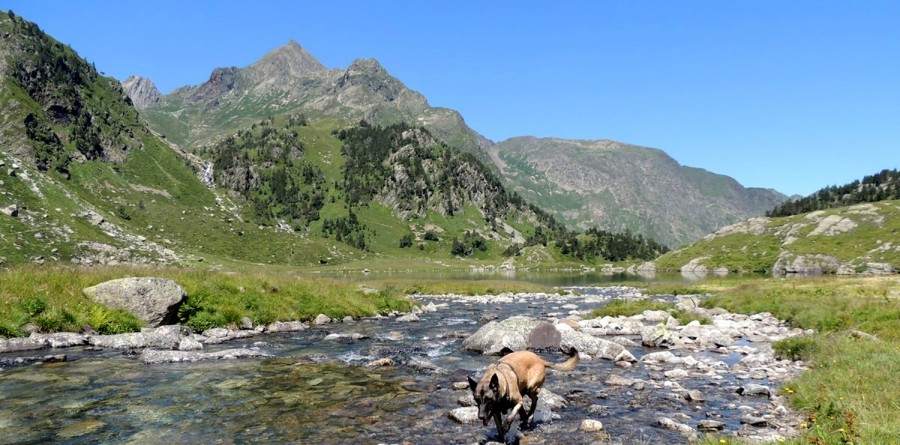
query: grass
[
  {"left": 587, "top": 299, "right": 712, "bottom": 325},
  {"left": 674, "top": 276, "right": 900, "bottom": 444},
  {"left": 0, "top": 265, "right": 415, "bottom": 336}
]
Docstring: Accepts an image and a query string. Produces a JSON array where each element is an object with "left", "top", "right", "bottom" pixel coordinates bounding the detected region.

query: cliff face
[
  {"left": 121, "top": 75, "right": 160, "bottom": 109},
  {"left": 493, "top": 137, "right": 787, "bottom": 247}
]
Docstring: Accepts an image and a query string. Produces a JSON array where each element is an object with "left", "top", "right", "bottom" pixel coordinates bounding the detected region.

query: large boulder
[
  {"left": 527, "top": 321, "right": 562, "bottom": 351},
  {"left": 461, "top": 316, "right": 541, "bottom": 355},
  {"left": 83, "top": 277, "right": 187, "bottom": 327},
  {"left": 559, "top": 329, "right": 633, "bottom": 361}
]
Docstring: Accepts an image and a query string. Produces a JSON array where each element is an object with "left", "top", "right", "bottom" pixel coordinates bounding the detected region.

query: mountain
[
  {"left": 120, "top": 75, "right": 160, "bottom": 109},
  {"left": 492, "top": 137, "right": 787, "bottom": 247},
  {"left": 1, "top": 12, "right": 666, "bottom": 269},
  {"left": 653, "top": 200, "right": 900, "bottom": 275},
  {"left": 138, "top": 41, "right": 491, "bottom": 159}
]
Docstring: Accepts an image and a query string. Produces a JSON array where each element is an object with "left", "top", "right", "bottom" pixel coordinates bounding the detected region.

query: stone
[
  {"left": 83, "top": 277, "right": 187, "bottom": 327},
  {"left": 364, "top": 358, "right": 394, "bottom": 367},
  {"left": 685, "top": 390, "right": 705, "bottom": 402},
  {"left": 396, "top": 313, "right": 419, "bottom": 322},
  {"left": 560, "top": 329, "right": 630, "bottom": 361},
  {"left": 140, "top": 348, "right": 272, "bottom": 364},
  {"left": 2, "top": 204, "right": 18, "bottom": 217},
  {"left": 557, "top": 318, "right": 580, "bottom": 331},
  {"left": 313, "top": 314, "right": 332, "bottom": 325},
  {"left": 527, "top": 321, "right": 561, "bottom": 350},
  {"left": 640, "top": 324, "right": 674, "bottom": 348},
  {"left": 697, "top": 419, "right": 725, "bottom": 431},
  {"left": 737, "top": 384, "right": 771, "bottom": 397},
  {"left": 457, "top": 392, "right": 476, "bottom": 407},
  {"left": 89, "top": 325, "right": 191, "bottom": 350},
  {"left": 452, "top": 381, "right": 470, "bottom": 391},
  {"left": 657, "top": 417, "right": 696, "bottom": 436},
  {"left": 641, "top": 351, "right": 675, "bottom": 363},
  {"left": 240, "top": 317, "right": 254, "bottom": 330},
  {"left": 461, "top": 316, "right": 541, "bottom": 355},
  {"left": 664, "top": 368, "right": 690, "bottom": 379},
  {"left": 448, "top": 407, "right": 479, "bottom": 424},
  {"left": 30, "top": 333, "right": 88, "bottom": 348},
  {"left": 266, "top": 321, "right": 309, "bottom": 332},
  {"left": 604, "top": 375, "right": 634, "bottom": 386},
  {"left": 579, "top": 419, "right": 604, "bottom": 432},
  {"left": 741, "top": 415, "right": 768, "bottom": 427},
  {"left": 178, "top": 337, "right": 203, "bottom": 351}
]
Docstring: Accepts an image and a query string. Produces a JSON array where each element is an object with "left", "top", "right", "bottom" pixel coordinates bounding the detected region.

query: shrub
[{"left": 773, "top": 335, "right": 818, "bottom": 361}]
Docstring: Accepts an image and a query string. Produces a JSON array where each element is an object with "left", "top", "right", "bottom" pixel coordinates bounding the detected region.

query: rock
[
  {"left": 448, "top": 407, "right": 479, "bottom": 424},
  {"left": 741, "top": 415, "right": 768, "bottom": 427},
  {"left": 461, "top": 316, "right": 541, "bottom": 355},
  {"left": 30, "top": 332, "right": 88, "bottom": 348},
  {"left": 457, "top": 392, "right": 476, "bottom": 407},
  {"left": 0, "top": 336, "right": 48, "bottom": 353},
  {"left": 697, "top": 419, "right": 725, "bottom": 431},
  {"left": 140, "top": 348, "right": 272, "bottom": 364},
  {"left": 342, "top": 316, "right": 354, "bottom": 322},
  {"left": 396, "top": 313, "right": 419, "bottom": 322},
  {"left": 641, "top": 351, "right": 675, "bottom": 363},
  {"left": 2, "top": 204, "right": 18, "bottom": 217},
  {"left": 0, "top": 354, "right": 66, "bottom": 366},
  {"left": 604, "top": 375, "right": 634, "bottom": 386},
  {"left": 240, "top": 317, "right": 253, "bottom": 330},
  {"left": 83, "top": 277, "right": 187, "bottom": 327},
  {"left": 313, "top": 314, "right": 332, "bottom": 325},
  {"left": 560, "top": 329, "right": 631, "bottom": 361},
  {"left": 557, "top": 319, "right": 580, "bottom": 331},
  {"left": 579, "top": 419, "right": 604, "bottom": 432},
  {"left": 89, "top": 325, "right": 191, "bottom": 350},
  {"left": 737, "top": 384, "right": 771, "bottom": 397},
  {"left": 178, "top": 337, "right": 203, "bottom": 351},
  {"left": 452, "top": 381, "right": 470, "bottom": 391},
  {"left": 664, "top": 368, "right": 690, "bottom": 379},
  {"left": 685, "top": 390, "right": 705, "bottom": 402},
  {"left": 527, "top": 321, "right": 561, "bottom": 350},
  {"left": 266, "top": 321, "right": 309, "bottom": 332},
  {"left": 642, "top": 310, "right": 669, "bottom": 322},
  {"left": 364, "top": 358, "right": 394, "bottom": 367},
  {"left": 657, "top": 417, "right": 697, "bottom": 440},
  {"left": 640, "top": 324, "right": 674, "bottom": 348}
]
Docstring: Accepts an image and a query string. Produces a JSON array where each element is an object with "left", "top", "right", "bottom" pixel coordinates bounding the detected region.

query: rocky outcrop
[
  {"left": 772, "top": 254, "right": 841, "bottom": 276},
  {"left": 82, "top": 277, "right": 187, "bottom": 327},
  {"left": 121, "top": 75, "right": 161, "bottom": 109}
]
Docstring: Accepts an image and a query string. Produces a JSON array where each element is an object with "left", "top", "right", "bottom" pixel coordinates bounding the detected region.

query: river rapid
[{"left": 0, "top": 287, "right": 803, "bottom": 444}]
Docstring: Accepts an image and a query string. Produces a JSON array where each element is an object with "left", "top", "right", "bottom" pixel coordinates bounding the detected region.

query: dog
[{"left": 467, "top": 348, "right": 579, "bottom": 442}]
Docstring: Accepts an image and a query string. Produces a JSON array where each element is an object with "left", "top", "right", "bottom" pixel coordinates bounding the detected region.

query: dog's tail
[{"left": 546, "top": 348, "right": 579, "bottom": 372}]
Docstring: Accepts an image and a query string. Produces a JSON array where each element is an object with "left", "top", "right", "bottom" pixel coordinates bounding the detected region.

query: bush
[
  {"left": 423, "top": 231, "right": 439, "bottom": 241},
  {"left": 17, "top": 296, "right": 47, "bottom": 316},
  {"left": 773, "top": 335, "right": 818, "bottom": 361}
]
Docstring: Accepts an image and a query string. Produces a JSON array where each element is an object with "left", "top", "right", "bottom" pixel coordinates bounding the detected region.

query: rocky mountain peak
[
  {"left": 248, "top": 40, "right": 327, "bottom": 79},
  {"left": 121, "top": 75, "right": 161, "bottom": 109}
]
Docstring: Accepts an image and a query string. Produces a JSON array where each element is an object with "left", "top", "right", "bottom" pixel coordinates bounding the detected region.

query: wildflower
[
  {"left": 839, "top": 428, "right": 846, "bottom": 433},
  {"left": 720, "top": 440, "right": 727, "bottom": 444},
  {"left": 800, "top": 423, "right": 808, "bottom": 428}
]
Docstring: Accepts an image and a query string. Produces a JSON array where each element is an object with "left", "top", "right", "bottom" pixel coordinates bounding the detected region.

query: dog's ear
[
  {"left": 467, "top": 376, "right": 478, "bottom": 393},
  {"left": 489, "top": 373, "right": 499, "bottom": 391}
]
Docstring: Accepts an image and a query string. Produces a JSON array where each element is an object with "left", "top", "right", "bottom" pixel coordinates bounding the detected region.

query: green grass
[
  {"left": 587, "top": 299, "right": 712, "bottom": 324},
  {"left": 0, "top": 265, "right": 414, "bottom": 336},
  {"left": 680, "top": 276, "right": 900, "bottom": 444}
]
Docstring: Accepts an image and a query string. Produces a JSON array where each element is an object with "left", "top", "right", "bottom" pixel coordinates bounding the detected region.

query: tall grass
[{"left": 0, "top": 265, "right": 414, "bottom": 336}]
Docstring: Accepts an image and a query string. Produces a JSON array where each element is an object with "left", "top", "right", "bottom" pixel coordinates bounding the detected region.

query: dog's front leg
[
  {"left": 493, "top": 410, "right": 506, "bottom": 442},
  {"left": 502, "top": 402, "right": 523, "bottom": 432}
]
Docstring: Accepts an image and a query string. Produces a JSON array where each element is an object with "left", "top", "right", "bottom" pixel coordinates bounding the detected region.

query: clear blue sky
[{"left": 5, "top": 1, "right": 899, "bottom": 197}]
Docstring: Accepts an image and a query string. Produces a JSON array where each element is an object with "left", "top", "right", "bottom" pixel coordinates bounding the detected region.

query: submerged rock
[{"left": 140, "top": 348, "right": 272, "bottom": 364}]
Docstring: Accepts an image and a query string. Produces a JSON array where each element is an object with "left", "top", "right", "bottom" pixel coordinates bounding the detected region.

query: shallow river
[{"left": 0, "top": 287, "right": 781, "bottom": 444}]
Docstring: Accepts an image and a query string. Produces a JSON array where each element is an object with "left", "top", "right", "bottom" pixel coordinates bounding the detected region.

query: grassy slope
[{"left": 655, "top": 200, "right": 900, "bottom": 273}]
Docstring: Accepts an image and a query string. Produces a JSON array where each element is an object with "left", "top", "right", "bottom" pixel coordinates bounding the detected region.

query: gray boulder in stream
[
  {"left": 462, "top": 316, "right": 542, "bottom": 355},
  {"left": 83, "top": 277, "right": 187, "bottom": 327},
  {"left": 140, "top": 348, "right": 272, "bottom": 364}
]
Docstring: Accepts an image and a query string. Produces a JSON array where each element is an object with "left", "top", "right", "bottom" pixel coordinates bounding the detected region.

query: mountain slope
[
  {"left": 492, "top": 137, "right": 788, "bottom": 247},
  {"left": 767, "top": 168, "right": 900, "bottom": 217},
  {"left": 138, "top": 41, "right": 491, "bottom": 159},
  {"left": 654, "top": 200, "right": 900, "bottom": 275}
]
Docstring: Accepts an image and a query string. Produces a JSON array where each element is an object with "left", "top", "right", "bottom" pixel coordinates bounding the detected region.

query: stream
[{"left": 0, "top": 287, "right": 798, "bottom": 444}]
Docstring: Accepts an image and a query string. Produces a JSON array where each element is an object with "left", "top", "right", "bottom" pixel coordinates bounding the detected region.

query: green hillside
[{"left": 654, "top": 200, "right": 900, "bottom": 275}]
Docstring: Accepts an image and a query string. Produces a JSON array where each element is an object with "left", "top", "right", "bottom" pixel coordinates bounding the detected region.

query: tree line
[{"left": 767, "top": 169, "right": 900, "bottom": 217}]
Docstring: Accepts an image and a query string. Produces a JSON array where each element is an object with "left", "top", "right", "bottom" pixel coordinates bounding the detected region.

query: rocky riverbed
[{"left": 0, "top": 287, "right": 807, "bottom": 444}]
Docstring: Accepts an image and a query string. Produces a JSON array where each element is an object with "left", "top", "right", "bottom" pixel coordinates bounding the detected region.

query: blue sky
[{"left": 5, "top": 1, "right": 899, "bottom": 196}]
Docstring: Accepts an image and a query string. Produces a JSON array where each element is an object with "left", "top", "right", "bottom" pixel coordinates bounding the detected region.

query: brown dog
[{"left": 468, "top": 348, "right": 579, "bottom": 442}]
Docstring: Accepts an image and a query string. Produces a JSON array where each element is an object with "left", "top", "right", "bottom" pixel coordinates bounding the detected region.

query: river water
[{"left": 0, "top": 287, "right": 785, "bottom": 444}]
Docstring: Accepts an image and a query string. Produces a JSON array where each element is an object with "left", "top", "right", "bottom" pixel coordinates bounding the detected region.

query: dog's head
[{"left": 468, "top": 371, "right": 502, "bottom": 426}]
